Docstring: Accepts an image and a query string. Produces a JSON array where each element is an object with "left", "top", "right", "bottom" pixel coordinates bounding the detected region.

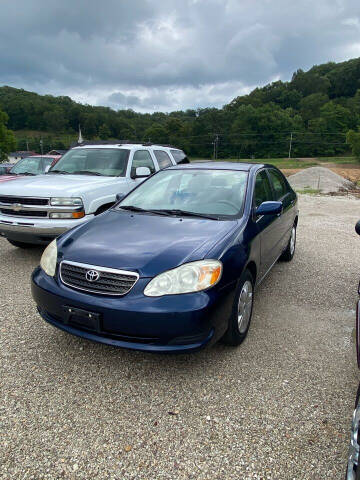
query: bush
[{"left": 346, "top": 129, "right": 360, "bottom": 160}]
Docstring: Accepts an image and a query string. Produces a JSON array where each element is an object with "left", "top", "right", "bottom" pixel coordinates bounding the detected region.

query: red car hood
[{"left": 0, "top": 175, "right": 23, "bottom": 183}]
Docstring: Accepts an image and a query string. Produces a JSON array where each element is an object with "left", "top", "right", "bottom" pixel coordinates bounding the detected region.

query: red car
[{"left": 0, "top": 155, "right": 62, "bottom": 183}]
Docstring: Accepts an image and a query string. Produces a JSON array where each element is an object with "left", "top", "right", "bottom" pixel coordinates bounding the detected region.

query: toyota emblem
[
  {"left": 13, "top": 203, "right": 22, "bottom": 212},
  {"left": 86, "top": 270, "right": 100, "bottom": 282}
]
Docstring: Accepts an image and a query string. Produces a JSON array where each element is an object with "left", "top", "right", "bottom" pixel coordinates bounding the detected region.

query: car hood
[
  {"left": 0, "top": 174, "right": 125, "bottom": 196},
  {"left": 58, "top": 210, "right": 237, "bottom": 277}
]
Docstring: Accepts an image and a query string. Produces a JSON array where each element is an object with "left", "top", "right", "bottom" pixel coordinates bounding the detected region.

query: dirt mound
[{"left": 288, "top": 166, "right": 353, "bottom": 193}]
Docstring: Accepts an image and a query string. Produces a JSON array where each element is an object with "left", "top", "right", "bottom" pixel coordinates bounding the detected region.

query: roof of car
[
  {"left": 72, "top": 143, "right": 180, "bottom": 150},
  {"left": 169, "top": 161, "right": 265, "bottom": 171}
]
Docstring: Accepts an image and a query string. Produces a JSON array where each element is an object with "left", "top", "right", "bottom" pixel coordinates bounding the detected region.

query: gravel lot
[{"left": 1, "top": 194, "right": 360, "bottom": 479}]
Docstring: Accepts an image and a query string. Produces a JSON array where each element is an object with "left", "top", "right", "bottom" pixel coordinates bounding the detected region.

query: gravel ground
[{"left": 1, "top": 194, "right": 360, "bottom": 479}]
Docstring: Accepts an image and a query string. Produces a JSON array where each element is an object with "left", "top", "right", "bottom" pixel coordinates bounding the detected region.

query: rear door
[
  {"left": 253, "top": 169, "right": 283, "bottom": 279},
  {"left": 267, "top": 168, "right": 295, "bottom": 252}
]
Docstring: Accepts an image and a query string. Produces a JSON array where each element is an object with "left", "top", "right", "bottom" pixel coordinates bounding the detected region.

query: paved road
[{"left": 1, "top": 195, "right": 360, "bottom": 479}]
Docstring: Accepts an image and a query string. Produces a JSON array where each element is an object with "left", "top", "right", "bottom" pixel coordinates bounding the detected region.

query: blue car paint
[{"left": 31, "top": 162, "right": 298, "bottom": 353}]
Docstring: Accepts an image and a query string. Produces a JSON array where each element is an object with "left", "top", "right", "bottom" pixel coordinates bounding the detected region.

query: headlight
[
  {"left": 50, "top": 197, "right": 83, "bottom": 206},
  {"left": 40, "top": 239, "right": 58, "bottom": 277},
  {"left": 49, "top": 212, "right": 85, "bottom": 219},
  {"left": 144, "top": 260, "right": 222, "bottom": 297}
]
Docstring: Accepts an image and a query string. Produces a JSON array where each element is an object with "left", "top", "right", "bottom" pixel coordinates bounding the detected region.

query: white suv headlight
[
  {"left": 40, "top": 239, "right": 58, "bottom": 277},
  {"left": 144, "top": 260, "right": 222, "bottom": 297},
  {"left": 50, "top": 197, "right": 83, "bottom": 206}
]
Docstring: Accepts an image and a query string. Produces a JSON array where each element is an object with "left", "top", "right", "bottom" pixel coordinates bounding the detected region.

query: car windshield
[
  {"left": 49, "top": 148, "right": 130, "bottom": 176},
  {"left": 10, "top": 157, "right": 54, "bottom": 175},
  {"left": 118, "top": 169, "right": 248, "bottom": 218}
]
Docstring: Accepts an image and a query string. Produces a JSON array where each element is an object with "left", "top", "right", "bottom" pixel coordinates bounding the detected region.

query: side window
[
  {"left": 268, "top": 169, "right": 287, "bottom": 200},
  {"left": 154, "top": 150, "right": 172, "bottom": 169},
  {"left": 131, "top": 150, "right": 155, "bottom": 177},
  {"left": 170, "top": 149, "right": 190, "bottom": 164},
  {"left": 254, "top": 171, "right": 273, "bottom": 208}
]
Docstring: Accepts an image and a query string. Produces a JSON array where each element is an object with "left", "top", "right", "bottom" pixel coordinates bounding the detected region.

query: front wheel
[
  {"left": 222, "top": 270, "right": 254, "bottom": 346},
  {"left": 7, "top": 239, "right": 37, "bottom": 249},
  {"left": 280, "top": 223, "right": 297, "bottom": 262}
]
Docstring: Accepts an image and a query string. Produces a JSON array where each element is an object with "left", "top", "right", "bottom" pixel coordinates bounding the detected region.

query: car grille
[
  {"left": 60, "top": 261, "right": 139, "bottom": 296},
  {"left": 0, "top": 195, "right": 49, "bottom": 206},
  {"left": 0, "top": 209, "right": 48, "bottom": 217}
]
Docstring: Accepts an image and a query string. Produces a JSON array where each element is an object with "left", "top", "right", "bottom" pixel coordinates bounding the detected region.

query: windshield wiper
[
  {"left": 16, "top": 172, "right": 36, "bottom": 176},
  {"left": 119, "top": 205, "right": 172, "bottom": 216},
  {"left": 46, "top": 170, "right": 71, "bottom": 174},
  {"left": 153, "top": 209, "right": 218, "bottom": 220},
  {"left": 72, "top": 170, "right": 104, "bottom": 176},
  {"left": 119, "top": 205, "right": 217, "bottom": 219}
]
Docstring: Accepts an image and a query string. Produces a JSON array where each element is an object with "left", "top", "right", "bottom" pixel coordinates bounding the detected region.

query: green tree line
[{"left": 2, "top": 57, "right": 360, "bottom": 158}]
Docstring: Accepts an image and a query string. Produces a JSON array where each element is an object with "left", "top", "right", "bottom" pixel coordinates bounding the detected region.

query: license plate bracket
[{"left": 62, "top": 305, "right": 101, "bottom": 333}]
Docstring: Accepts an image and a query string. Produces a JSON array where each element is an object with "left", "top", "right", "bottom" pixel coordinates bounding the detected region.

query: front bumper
[
  {"left": 0, "top": 214, "right": 93, "bottom": 244},
  {"left": 31, "top": 267, "right": 235, "bottom": 353}
]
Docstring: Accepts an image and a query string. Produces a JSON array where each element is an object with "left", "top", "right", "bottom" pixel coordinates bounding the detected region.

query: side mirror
[
  {"left": 134, "top": 166, "right": 151, "bottom": 178},
  {"left": 116, "top": 193, "right": 125, "bottom": 202},
  {"left": 256, "top": 201, "right": 283, "bottom": 216},
  {"left": 355, "top": 220, "right": 360, "bottom": 236},
  {"left": 44, "top": 165, "right": 51, "bottom": 173}
]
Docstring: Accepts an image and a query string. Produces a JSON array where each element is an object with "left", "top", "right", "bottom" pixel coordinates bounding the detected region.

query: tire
[
  {"left": 222, "top": 269, "right": 254, "bottom": 346},
  {"left": 280, "top": 223, "right": 297, "bottom": 262},
  {"left": 7, "top": 239, "right": 37, "bottom": 249}
]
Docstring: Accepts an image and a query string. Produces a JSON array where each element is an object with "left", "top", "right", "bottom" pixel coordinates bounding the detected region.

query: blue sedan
[{"left": 31, "top": 162, "right": 298, "bottom": 353}]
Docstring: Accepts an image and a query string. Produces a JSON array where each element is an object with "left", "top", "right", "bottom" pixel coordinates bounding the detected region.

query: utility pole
[
  {"left": 288, "top": 132, "right": 293, "bottom": 159},
  {"left": 26, "top": 139, "right": 29, "bottom": 151},
  {"left": 213, "top": 134, "right": 219, "bottom": 160},
  {"left": 40, "top": 138, "right": 43, "bottom": 155}
]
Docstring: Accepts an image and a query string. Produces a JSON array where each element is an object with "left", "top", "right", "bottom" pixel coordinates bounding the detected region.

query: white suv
[{"left": 0, "top": 143, "right": 188, "bottom": 247}]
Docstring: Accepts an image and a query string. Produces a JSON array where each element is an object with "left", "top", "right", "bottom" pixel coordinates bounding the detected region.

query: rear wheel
[
  {"left": 280, "top": 223, "right": 296, "bottom": 262},
  {"left": 222, "top": 270, "right": 254, "bottom": 346},
  {"left": 7, "top": 239, "right": 37, "bottom": 249}
]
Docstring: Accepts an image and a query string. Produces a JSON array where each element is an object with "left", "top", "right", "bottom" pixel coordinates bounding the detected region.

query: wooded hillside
[{"left": 1, "top": 57, "right": 360, "bottom": 158}]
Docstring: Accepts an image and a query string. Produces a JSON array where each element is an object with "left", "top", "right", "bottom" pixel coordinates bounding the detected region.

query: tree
[
  {"left": 143, "top": 124, "right": 168, "bottom": 144},
  {"left": 98, "top": 123, "right": 111, "bottom": 140},
  {"left": 346, "top": 129, "right": 360, "bottom": 160},
  {"left": 299, "top": 93, "right": 329, "bottom": 124},
  {"left": 0, "top": 108, "right": 16, "bottom": 161},
  {"left": 43, "top": 107, "right": 68, "bottom": 132},
  {"left": 82, "top": 114, "right": 97, "bottom": 138},
  {"left": 291, "top": 69, "right": 330, "bottom": 96}
]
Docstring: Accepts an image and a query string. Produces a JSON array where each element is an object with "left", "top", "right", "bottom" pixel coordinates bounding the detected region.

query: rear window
[{"left": 170, "top": 149, "right": 189, "bottom": 164}]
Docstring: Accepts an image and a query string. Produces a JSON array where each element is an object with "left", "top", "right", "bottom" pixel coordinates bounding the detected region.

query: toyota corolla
[{"left": 31, "top": 162, "right": 298, "bottom": 353}]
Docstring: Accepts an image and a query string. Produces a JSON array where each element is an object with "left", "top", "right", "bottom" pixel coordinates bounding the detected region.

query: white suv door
[{"left": 129, "top": 150, "right": 157, "bottom": 186}]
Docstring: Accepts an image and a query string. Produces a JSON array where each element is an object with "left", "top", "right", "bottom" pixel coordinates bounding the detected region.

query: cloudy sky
[{"left": 1, "top": 0, "right": 360, "bottom": 112}]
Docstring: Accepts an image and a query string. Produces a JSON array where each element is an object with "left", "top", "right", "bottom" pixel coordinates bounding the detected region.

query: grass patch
[
  {"left": 191, "top": 157, "right": 318, "bottom": 169},
  {"left": 316, "top": 156, "right": 358, "bottom": 164},
  {"left": 295, "top": 188, "right": 321, "bottom": 195}
]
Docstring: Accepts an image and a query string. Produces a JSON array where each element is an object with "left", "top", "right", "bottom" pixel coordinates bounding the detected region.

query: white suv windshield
[
  {"left": 49, "top": 148, "right": 130, "bottom": 176},
  {"left": 11, "top": 157, "right": 53, "bottom": 175},
  {"left": 119, "top": 169, "right": 248, "bottom": 218}
]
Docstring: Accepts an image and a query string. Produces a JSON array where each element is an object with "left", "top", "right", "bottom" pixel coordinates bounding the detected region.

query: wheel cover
[
  {"left": 290, "top": 227, "right": 296, "bottom": 256},
  {"left": 237, "top": 280, "right": 253, "bottom": 333}
]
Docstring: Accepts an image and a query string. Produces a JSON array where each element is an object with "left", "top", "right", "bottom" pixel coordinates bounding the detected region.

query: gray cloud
[{"left": 1, "top": 0, "right": 360, "bottom": 112}]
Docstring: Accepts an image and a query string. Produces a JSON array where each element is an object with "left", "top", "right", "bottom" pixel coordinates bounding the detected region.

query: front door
[
  {"left": 129, "top": 150, "right": 156, "bottom": 186},
  {"left": 253, "top": 169, "right": 283, "bottom": 279}
]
